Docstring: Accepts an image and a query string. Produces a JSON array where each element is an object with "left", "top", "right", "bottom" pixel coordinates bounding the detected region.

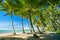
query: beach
[
  {"left": 0, "top": 33, "right": 33, "bottom": 38},
  {"left": 0, "top": 33, "right": 35, "bottom": 40},
  {"left": 0, "top": 32, "right": 60, "bottom": 40}
]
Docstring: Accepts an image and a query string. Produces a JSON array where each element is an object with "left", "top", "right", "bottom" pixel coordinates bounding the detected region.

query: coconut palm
[
  {"left": 20, "top": 0, "right": 43, "bottom": 38},
  {"left": 3, "top": 0, "right": 31, "bottom": 34},
  {"left": 44, "top": 2, "right": 60, "bottom": 31},
  {"left": 31, "top": 0, "right": 60, "bottom": 32},
  {"left": 21, "top": 18, "right": 25, "bottom": 33},
  {"left": 0, "top": 0, "right": 19, "bottom": 35},
  {"left": 2, "top": 0, "right": 27, "bottom": 34},
  {"left": 13, "top": 0, "right": 40, "bottom": 37},
  {"left": 26, "top": 19, "right": 32, "bottom": 33},
  {"left": 32, "top": 16, "right": 44, "bottom": 34},
  {"left": 44, "top": 5, "right": 59, "bottom": 31},
  {"left": 3, "top": 11, "right": 16, "bottom": 35},
  {"left": 11, "top": 0, "right": 26, "bottom": 33}
]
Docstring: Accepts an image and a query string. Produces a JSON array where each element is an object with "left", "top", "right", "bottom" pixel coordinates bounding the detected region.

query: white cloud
[
  {"left": 0, "top": 21, "right": 39, "bottom": 31},
  {"left": 0, "top": 21, "right": 21, "bottom": 30}
]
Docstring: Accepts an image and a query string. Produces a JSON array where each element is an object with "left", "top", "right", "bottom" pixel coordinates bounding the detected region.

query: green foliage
[
  {"left": 0, "top": 0, "right": 60, "bottom": 32},
  {"left": 56, "top": 30, "right": 60, "bottom": 34},
  {"left": 45, "top": 26, "right": 54, "bottom": 31},
  {"left": 23, "top": 0, "right": 40, "bottom": 8}
]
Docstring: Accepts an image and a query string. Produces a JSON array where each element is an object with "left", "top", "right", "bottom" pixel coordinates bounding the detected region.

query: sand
[
  {"left": 0, "top": 33, "right": 33, "bottom": 38},
  {"left": 0, "top": 33, "right": 41, "bottom": 40},
  {"left": 0, "top": 32, "right": 59, "bottom": 40}
]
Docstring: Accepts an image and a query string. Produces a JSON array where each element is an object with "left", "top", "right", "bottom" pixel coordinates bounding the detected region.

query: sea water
[{"left": 0, "top": 30, "right": 30, "bottom": 34}]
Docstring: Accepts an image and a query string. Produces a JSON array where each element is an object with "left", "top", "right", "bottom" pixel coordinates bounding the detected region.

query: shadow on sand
[
  {"left": 25, "top": 33, "right": 60, "bottom": 40},
  {"left": 0, "top": 37, "right": 24, "bottom": 40},
  {"left": 25, "top": 36, "right": 40, "bottom": 40},
  {"left": 0, "top": 33, "right": 60, "bottom": 40}
]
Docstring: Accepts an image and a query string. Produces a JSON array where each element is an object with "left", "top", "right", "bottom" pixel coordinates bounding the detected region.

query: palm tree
[
  {"left": 31, "top": 12, "right": 44, "bottom": 34},
  {"left": 36, "top": 0, "right": 60, "bottom": 32},
  {"left": 33, "top": 18, "right": 44, "bottom": 34},
  {"left": 27, "top": 19, "right": 32, "bottom": 33},
  {"left": 22, "top": 0, "right": 41, "bottom": 38},
  {"left": 49, "top": 10, "right": 58, "bottom": 31},
  {"left": 1, "top": 0, "right": 17, "bottom": 35},
  {"left": 13, "top": 0, "right": 39, "bottom": 37},
  {"left": 10, "top": 11, "right": 16, "bottom": 34},
  {"left": 4, "top": 11, "right": 16, "bottom": 35},
  {"left": 21, "top": 17, "right": 25, "bottom": 33},
  {"left": 45, "top": 5, "right": 59, "bottom": 31},
  {"left": 2, "top": 0, "right": 26, "bottom": 34}
]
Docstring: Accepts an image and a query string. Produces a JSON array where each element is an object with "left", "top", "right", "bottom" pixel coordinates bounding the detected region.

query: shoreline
[
  {"left": 0, "top": 33, "right": 33, "bottom": 39},
  {"left": 0, "top": 32, "right": 34, "bottom": 38}
]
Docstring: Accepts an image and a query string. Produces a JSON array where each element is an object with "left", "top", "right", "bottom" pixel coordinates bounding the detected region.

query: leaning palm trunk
[
  {"left": 11, "top": 12, "right": 16, "bottom": 35},
  {"left": 35, "top": 18, "right": 43, "bottom": 34},
  {"left": 51, "top": 21, "right": 57, "bottom": 31},
  {"left": 27, "top": 19, "right": 33, "bottom": 33},
  {"left": 49, "top": 16, "right": 57, "bottom": 31},
  {"left": 28, "top": 9, "right": 39, "bottom": 38},
  {"left": 21, "top": 18, "right": 25, "bottom": 33},
  {"left": 39, "top": 12, "right": 46, "bottom": 32},
  {"left": 28, "top": 11, "right": 35, "bottom": 33},
  {"left": 36, "top": 25, "right": 43, "bottom": 34}
]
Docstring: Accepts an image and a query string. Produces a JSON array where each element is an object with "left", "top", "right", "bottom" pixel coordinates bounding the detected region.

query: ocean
[{"left": 0, "top": 30, "right": 30, "bottom": 34}]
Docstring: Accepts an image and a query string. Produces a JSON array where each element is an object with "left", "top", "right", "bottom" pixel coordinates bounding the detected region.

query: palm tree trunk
[
  {"left": 34, "top": 16, "right": 43, "bottom": 34},
  {"left": 47, "top": 13, "right": 57, "bottom": 31},
  {"left": 27, "top": 19, "right": 32, "bottom": 33},
  {"left": 52, "top": 21, "right": 57, "bottom": 31},
  {"left": 11, "top": 13, "right": 16, "bottom": 35},
  {"left": 21, "top": 18, "right": 25, "bottom": 33},
  {"left": 28, "top": 8, "right": 39, "bottom": 38},
  {"left": 39, "top": 13, "right": 46, "bottom": 32},
  {"left": 36, "top": 25, "right": 43, "bottom": 34},
  {"left": 28, "top": 12, "right": 35, "bottom": 33},
  {"left": 53, "top": 26, "right": 57, "bottom": 31}
]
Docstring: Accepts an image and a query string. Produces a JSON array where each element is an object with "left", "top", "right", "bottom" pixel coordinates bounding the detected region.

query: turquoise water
[{"left": 0, "top": 30, "right": 30, "bottom": 34}]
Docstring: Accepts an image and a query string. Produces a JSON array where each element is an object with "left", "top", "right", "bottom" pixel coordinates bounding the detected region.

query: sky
[{"left": 0, "top": 11, "right": 31, "bottom": 30}]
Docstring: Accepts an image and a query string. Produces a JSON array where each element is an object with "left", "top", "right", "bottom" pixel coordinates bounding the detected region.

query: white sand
[
  {"left": 0, "top": 33, "right": 12, "bottom": 37},
  {"left": 0, "top": 33, "right": 33, "bottom": 38}
]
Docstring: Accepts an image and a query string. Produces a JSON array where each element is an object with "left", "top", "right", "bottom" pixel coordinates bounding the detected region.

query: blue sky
[{"left": 0, "top": 11, "right": 31, "bottom": 30}]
